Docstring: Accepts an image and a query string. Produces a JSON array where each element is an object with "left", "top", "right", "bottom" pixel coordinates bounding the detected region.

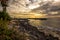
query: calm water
[{"left": 28, "top": 17, "right": 60, "bottom": 31}]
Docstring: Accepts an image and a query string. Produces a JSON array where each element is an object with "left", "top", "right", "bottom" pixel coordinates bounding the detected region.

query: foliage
[
  {"left": 0, "top": 12, "right": 12, "bottom": 21},
  {"left": 0, "top": 11, "right": 28, "bottom": 40}
]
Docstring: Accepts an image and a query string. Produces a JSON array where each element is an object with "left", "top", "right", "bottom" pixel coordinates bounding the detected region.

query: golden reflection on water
[
  {"left": 29, "top": 19, "right": 46, "bottom": 27},
  {"left": 28, "top": 17, "right": 60, "bottom": 28}
]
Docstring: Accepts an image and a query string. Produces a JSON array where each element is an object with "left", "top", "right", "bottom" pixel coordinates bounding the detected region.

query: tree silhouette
[{"left": 0, "top": 0, "right": 8, "bottom": 12}]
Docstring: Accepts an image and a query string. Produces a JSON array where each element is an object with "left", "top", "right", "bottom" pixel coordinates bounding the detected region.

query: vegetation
[
  {"left": 0, "top": 0, "right": 28, "bottom": 40},
  {"left": 0, "top": 11, "right": 28, "bottom": 40}
]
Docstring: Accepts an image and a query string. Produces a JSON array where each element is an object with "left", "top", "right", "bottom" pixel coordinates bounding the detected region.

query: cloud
[
  {"left": 32, "top": 1, "right": 60, "bottom": 13},
  {"left": 0, "top": 0, "right": 60, "bottom": 13},
  {"left": 49, "top": 6, "right": 60, "bottom": 11}
]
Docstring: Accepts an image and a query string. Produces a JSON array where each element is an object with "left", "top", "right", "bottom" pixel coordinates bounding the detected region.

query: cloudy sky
[{"left": 0, "top": 0, "right": 60, "bottom": 13}]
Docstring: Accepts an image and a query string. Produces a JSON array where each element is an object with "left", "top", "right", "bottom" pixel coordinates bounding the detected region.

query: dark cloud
[
  {"left": 32, "top": 2, "right": 60, "bottom": 13},
  {"left": 49, "top": 6, "right": 60, "bottom": 11}
]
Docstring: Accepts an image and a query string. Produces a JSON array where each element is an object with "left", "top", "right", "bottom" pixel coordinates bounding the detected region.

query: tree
[{"left": 0, "top": 0, "right": 8, "bottom": 12}]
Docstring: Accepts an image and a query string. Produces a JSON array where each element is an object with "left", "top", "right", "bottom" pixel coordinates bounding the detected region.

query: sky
[{"left": 0, "top": 0, "right": 60, "bottom": 13}]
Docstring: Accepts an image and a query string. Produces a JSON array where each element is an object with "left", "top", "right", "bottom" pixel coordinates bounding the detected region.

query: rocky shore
[{"left": 8, "top": 19, "right": 60, "bottom": 40}]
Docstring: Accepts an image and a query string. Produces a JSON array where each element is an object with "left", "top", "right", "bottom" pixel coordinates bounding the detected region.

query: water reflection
[
  {"left": 28, "top": 17, "right": 60, "bottom": 31},
  {"left": 29, "top": 19, "right": 45, "bottom": 27}
]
